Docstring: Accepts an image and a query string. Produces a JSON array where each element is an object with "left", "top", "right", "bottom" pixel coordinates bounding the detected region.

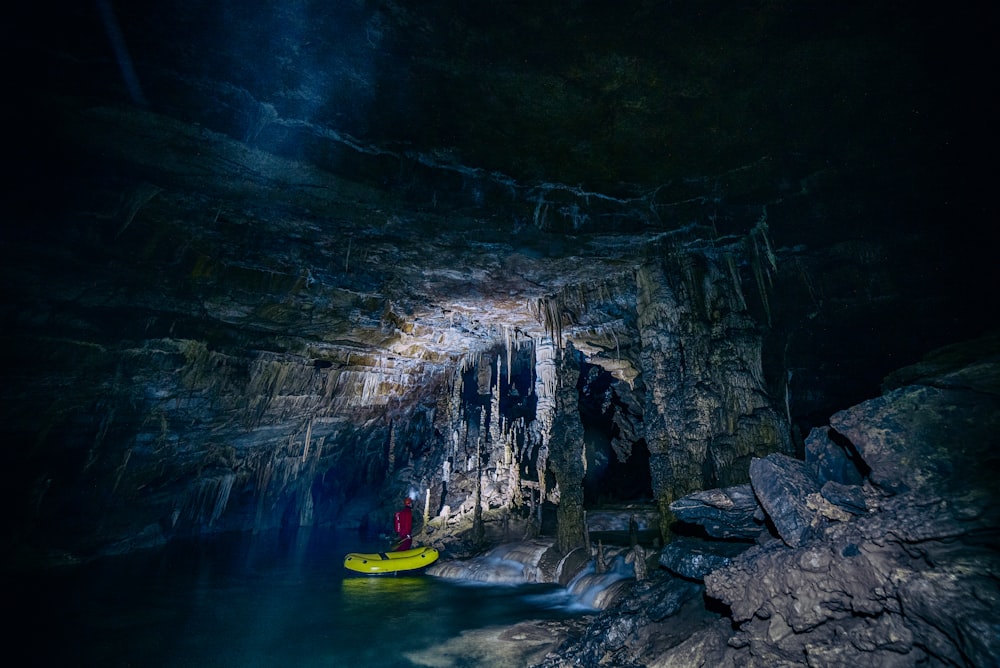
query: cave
[{"left": 5, "top": 1, "right": 999, "bottom": 666}]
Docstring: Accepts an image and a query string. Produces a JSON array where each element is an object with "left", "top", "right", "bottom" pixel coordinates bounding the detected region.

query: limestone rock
[
  {"left": 704, "top": 494, "right": 1000, "bottom": 667},
  {"left": 700, "top": 349, "right": 1000, "bottom": 667},
  {"left": 535, "top": 573, "right": 708, "bottom": 667},
  {"left": 426, "top": 539, "right": 562, "bottom": 584},
  {"left": 404, "top": 619, "right": 573, "bottom": 668},
  {"left": 658, "top": 536, "right": 752, "bottom": 581},
  {"left": 829, "top": 384, "right": 1000, "bottom": 496},
  {"left": 804, "top": 425, "right": 866, "bottom": 486},
  {"left": 819, "top": 480, "right": 868, "bottom": 514},
  {"left": 749, "top": 453, "right": 822, "bottom": 548},
  {"left": 669, "top": 484, "right": 763, "bottom": 540},
  {"left": 645, "top": 620, "right": 735, "bottom": 668}
]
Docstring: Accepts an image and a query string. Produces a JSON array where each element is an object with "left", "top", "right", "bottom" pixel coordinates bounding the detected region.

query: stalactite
[
  {"left": 387, "top": 421, "right": 396, "bottom": 474},
  {"left": 462, "top": 412, "right": 471, "bottom": 470},
  {"left": 754, "top": 210, "right": 778, "bottom": 275},
  {"left": 114, "top": 181, "right": 162, "bottom": 239},
  {"left": 182, "top": 472, "right": 237, "bottom": 530},
  {"left": 537, "top": 453, "right": 548, "bottom": 524},
  {"left": 110, "top": 447, "right": 132, "bottom": 497},
  {"left": 747, "top": 212, "right": 778, "bottom": 327},
  {"left": 298, "top": 489, "right": 314, "bottom": 526},
  {"left": 528, "top": 335, "right": 536, "bottom": 396},
  {"left": 504, "top": 325, "right": 513, "bottom": 385},
  {"left": 536, "top": 296, "right": 564, "bottom": 349},
  {"left": 750, "top": 238, "right": 772, "bottom": 327},
  {"left": 301, "top": 418, "right": 312, "bottom": 462},
  {"left": 83, "top": 406, "right": 115, "bottom": 473},
  {"left": 213, "top": 474, "right": 234, "bottom": 525},
  {"left": 726, "top": 252, "right": 748, "bottom": 311},
  {"left": 785, "top": 368, "right": 793, "bottom": 430}
]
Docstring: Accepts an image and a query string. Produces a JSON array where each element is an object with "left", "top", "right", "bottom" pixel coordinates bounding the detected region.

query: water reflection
[
  {"left": 13, "top": 529, "right": 594, "bottom": 667},
  {"left": 342, "top": 575, "right": 433, "bottom": 604}
]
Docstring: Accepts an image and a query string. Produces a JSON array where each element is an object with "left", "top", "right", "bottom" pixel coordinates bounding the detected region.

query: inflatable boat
[{"left": 343, "top": 546, "right": 439, "bottom": 575}]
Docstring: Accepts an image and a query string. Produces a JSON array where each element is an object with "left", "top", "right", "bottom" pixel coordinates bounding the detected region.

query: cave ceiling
[{"left": 5, "top": 0, "right": 996, "bottom": 424}]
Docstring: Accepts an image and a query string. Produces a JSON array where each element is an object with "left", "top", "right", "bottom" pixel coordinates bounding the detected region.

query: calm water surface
[{"left": 16, "top": 529, "right": 589, "bottom": 667}]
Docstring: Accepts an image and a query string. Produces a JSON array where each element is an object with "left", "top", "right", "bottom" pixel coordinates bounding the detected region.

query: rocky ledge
[{"left": 536, "top": 333, "right": 1000, "bottom": 667}]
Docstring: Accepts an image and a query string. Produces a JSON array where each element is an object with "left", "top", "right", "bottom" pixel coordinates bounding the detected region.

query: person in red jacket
[{"left": 393, "top": 497, "right": 413, "bottom": 550}]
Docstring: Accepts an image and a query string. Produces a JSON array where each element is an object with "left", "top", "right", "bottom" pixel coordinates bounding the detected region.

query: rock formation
[
  {"left": 536, "top": 335, "right": 1000, "bottom": 667},
  {"left": 5, "top": 10, "right": 997, "bottom": 661}
]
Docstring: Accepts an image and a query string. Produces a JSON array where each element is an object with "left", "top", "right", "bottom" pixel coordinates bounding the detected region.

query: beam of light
[{"left": 96, "top": 0, "right": 148, "bottom": 108}]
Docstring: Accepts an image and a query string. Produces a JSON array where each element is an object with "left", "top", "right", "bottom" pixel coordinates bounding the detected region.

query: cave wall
[
  {"left": 3, "top": 206, "right": 847, "bottom": 559},
  {"left": 635, "top": 228, "right": 793, "bottom": 539},
  {"left": 7, "top": 140, "right": 981, "bottom": 561},
  {"left": 7, "top": 330, "right": 458, "bottom": 554},
  {"left": 8, "top": 0, "right": 992, "bottom": 560}
]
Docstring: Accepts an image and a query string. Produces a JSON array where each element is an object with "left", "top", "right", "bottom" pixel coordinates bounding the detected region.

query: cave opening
[{"left": 577, "top": 361, "right": 653, "bottom": 507}]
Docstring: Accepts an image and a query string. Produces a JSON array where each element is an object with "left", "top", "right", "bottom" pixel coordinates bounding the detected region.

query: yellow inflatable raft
[{"left": 343, "top": 546, "right": 440, "bottom": 574}]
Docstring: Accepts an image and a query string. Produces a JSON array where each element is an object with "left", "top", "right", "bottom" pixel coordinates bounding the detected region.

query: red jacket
[{"left": 394, "top": 507, "right": 412, "bottom": 539}]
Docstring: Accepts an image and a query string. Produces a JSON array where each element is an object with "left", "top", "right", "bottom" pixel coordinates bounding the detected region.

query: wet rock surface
[
  {"left": 657, "top": 536, "right": 750, "bottom": 582},
  {"left": 535, "top": 572, "right": 708, "bottom": 668},
  {"left": 406, "top": 619, "right": 581, "bottom": 668}
]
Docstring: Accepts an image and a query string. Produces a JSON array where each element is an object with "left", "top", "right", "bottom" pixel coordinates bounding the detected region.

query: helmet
[{"left": 404, "top": 497, "right": 413, "bottom": 507}]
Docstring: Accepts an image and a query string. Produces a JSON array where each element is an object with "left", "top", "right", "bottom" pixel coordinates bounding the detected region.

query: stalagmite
[
  {"left": 473, "top": 465, "right": 484, "bottom": 543},
  {"left": 595, "top": 540, "right": 607, "bottom": 574},
  {"left": 423, "top": 488, "right": 431, "bottom": 529},
  {"left": 625, "top": 544, "right": 648, "bottom": 581},
  {"left": 531, "top": 339, "right": 557, "bottom": 528}
]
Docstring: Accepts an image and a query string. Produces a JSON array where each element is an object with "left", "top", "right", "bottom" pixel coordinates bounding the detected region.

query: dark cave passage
[{"left": 578, "top": 361, "right": 653, "bottom": 506}]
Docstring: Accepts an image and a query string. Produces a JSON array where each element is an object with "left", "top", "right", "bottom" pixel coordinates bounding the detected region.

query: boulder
[
  {"left": 804, "top": 425, "right": 866, "bottom": 486},
  {"left": 669, "top": 484, "right": 764, "bottom": 540},
  {"left": 819, "top": 480, "right": 868, "bottom": 514},
  {"left": 658, "top": 536, "right": 752, "bottom": 581},
  {"left": 749, "top": 453, "right": 822, "bottom": 548},
  {"left": 829, "top": 383, "right": 1000, "bottom": 496}
]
